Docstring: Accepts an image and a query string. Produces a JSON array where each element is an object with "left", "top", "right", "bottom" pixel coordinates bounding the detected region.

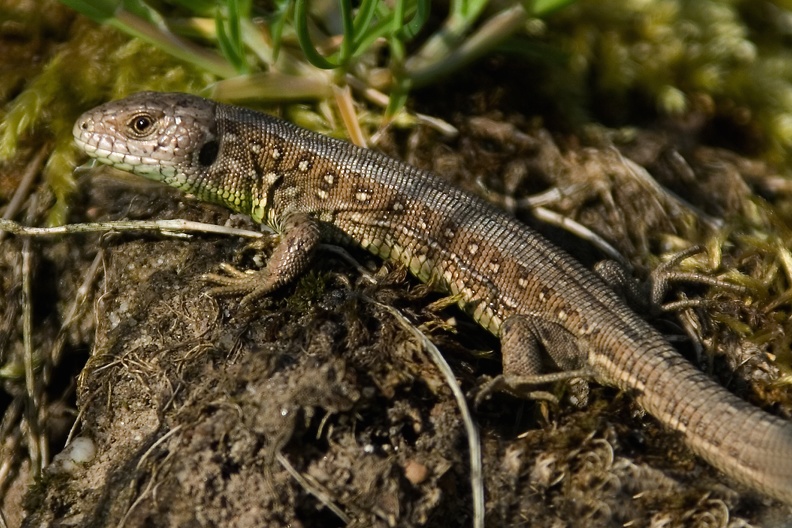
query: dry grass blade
[{"left": 276, "top": 452, "right": 351, "bottom": 524}]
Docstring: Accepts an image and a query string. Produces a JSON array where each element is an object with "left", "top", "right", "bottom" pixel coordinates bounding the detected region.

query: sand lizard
[{"left": 73, "top": 91, "right": 792, "bottom": 506}]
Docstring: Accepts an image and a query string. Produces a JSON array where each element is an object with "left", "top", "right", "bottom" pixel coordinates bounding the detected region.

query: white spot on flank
[
  {"left": 265, "top": 172, "right": 279, "bottom": 184},
  {"left": 324, "top": 173, "right": 335, "bottom": 185},
  {"left": 355, "top": 191, "right": 370, "bottom": 202},
  {"left": 283, "top": 186, "right": 300, "bottom": 198},
  {"left": 468, "top": 243, "right": 479, "bottom": 255},
  {"left": 518, "top": 277, "right": 528, "bottom": 288},
  {"left": 225, "top": 133, "right": 238, "bottom": 142},
  {"left": 489, "top": 262, "right": 500, "bottom": 274},
  {"left": 316, "top": 189, "right": 329, "bottom": 200},
  {"left": 298, "top": 160, "right": 310, "bottom": 172},
  {"left": 251, "top": 144, "right": 262, "bottom": 153},
  {"left": 271, "top": 149, "right": 281, "bottom": 159},
  {"left": 393, "top": 202, "right": 404, "bottom": 211}
]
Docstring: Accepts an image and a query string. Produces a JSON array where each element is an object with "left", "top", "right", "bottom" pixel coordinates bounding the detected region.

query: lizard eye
[{"left": 128, "top": 114, "right": 154, "bottom": 135}]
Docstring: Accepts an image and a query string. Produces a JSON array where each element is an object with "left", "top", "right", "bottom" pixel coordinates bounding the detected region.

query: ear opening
[{"left": 198, "top": 139, "right": 219, "bottom": 166}]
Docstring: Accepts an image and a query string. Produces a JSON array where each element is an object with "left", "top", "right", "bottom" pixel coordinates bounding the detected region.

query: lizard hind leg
[
  {"left": 594, "top": 245, "right": 750, "bottom": 314},
  {"left": 476, "top": 314, "right": 592, "bottom": 406},
  {"left": 203, "top": 212, "right": 321, "bottom": 306}
]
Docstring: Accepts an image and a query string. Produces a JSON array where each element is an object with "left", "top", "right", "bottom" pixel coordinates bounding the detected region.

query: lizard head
[{"left": 73, "top": 92, "right": 219, "bottom": 194}]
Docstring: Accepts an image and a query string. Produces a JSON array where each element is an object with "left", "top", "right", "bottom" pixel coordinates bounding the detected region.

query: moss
[
  {"left": 285, "top": 270, "right": 330, "bottom": 314},
  {"left": 0, "top": 17, "right": 213, "bottom": 224},
  {"left": 542, "top": 0, "right": 792, "bottom": 169}
]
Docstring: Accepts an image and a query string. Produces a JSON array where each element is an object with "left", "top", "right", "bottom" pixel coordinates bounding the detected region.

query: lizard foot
[
  {"left": 595, "top": 245, "right": 750, "bottom": 314},
  {"left": 203, "top": 264, "right": 276, "bottom": 305},
  {"left": 474, "top": 368, "right": 592, "bottom": 408},
  {"left": 203, "top": 212, "right": 322, "bottom": 306}
]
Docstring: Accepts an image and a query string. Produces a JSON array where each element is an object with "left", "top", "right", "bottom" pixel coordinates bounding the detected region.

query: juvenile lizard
[{"left": 73, "top": 92, "right": 792, "bottom": 506}]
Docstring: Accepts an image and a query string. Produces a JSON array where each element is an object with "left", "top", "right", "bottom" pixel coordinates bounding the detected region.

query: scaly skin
[{"left": 74, "top": 92, "right": 792, "bottom": 505}]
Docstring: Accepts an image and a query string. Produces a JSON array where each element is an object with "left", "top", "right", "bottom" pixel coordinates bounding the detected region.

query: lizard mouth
[{"left": 73, "top": 113, "right": 139, "bottom": 173}]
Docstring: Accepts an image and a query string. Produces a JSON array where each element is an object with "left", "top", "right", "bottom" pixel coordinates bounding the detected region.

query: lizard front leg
[{"left": 205, "top": 212, "right": 321, "bottom": 305}]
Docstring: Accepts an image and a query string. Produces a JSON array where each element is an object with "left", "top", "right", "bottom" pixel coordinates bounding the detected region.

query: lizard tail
[{"left": 631, "top": 342, "right": 792, "bottom": 504}]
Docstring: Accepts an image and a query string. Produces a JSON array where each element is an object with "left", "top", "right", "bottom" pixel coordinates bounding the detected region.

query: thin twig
[
  {"left": 0, "top": 218, "right": 268, "bottom": 239},
  {"left": 334, "top": 84, "right": 367, "bottom": 148},
  {"left": 616, "top": 151, "right": 722, "bottom": 231},
  {"left": 135, "top": 426, "right": 184, "bottom": 471},
  {"left": 117, "top": 430, "right": 180, "bottom": 528},
  {"left": 276, "top": 452, "right": 351, "bottom": 524},
  {"left": 22, "top": 234, "right": 41, "bottom": 477},
  {"left": 50, "top": 252, "right": 104, "bottom": 367},
  {"left": 345, "top": 75, "right": 458, "bottom": 137},
  {"left": 532, "top": 206, "right": 629, "bottom": 267},
  {"left": 0, "top": 147, "right": 48, "bottom": 241},
  {"left": 0, "top": 407, "right": 23, "bottom": 499}
]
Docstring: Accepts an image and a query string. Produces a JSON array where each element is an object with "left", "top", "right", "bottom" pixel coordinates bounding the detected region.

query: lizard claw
[
  {"left": 474, "top": 375, "right": 559, "bottom": 408},
  {"left": 475, "top": 368, "right": 593, "bottom": 408},
  {"left": 202, "top": 266, "right": 274, "bottom": 305}
]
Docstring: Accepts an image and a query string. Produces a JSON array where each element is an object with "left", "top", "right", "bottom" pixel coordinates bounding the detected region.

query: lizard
[{"left": 73, "top": 91, "right": 792, "bottom": 506}]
